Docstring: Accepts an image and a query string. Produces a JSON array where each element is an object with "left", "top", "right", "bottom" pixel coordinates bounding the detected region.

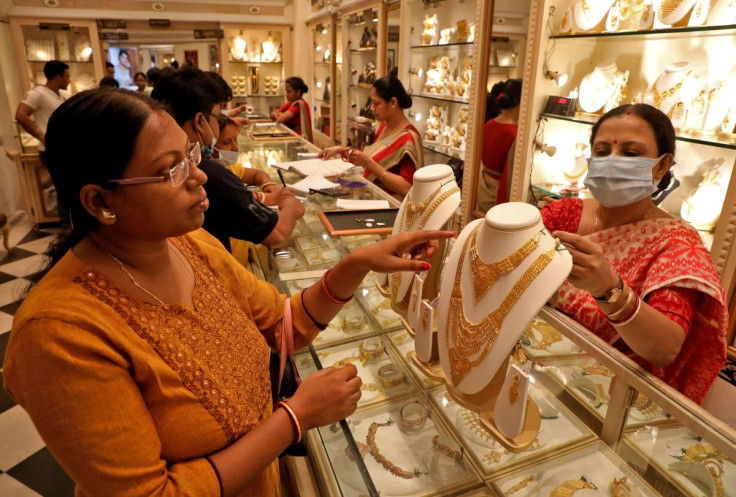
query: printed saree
[
  {"left": 550, "top": 211, "right": 728, "bottom": 404},
  {"left": 363, "top": 122, "right": 423, "bottom": 183}
]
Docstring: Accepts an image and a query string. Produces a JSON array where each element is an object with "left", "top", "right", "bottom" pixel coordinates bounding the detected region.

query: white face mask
[
  {"left": 583, "top": 154, "right": 666, "bottom": 208},
  {"left": 196, "top": 117, "right": 218, "bottom": 157},
  {"left": 217, "top": 148, "right": 240, "bottom": 164}
]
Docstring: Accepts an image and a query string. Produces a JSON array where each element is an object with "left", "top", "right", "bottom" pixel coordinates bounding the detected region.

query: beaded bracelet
[
  {"left": 274, "top": 401, "right": 302, "bottom": 444},
  {"left": 321, "top": 269, "right": 353, "bottom": 304}
]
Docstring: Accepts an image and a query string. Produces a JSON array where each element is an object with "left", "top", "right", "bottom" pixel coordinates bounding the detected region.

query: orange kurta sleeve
[{"left": 4, "top": 317, "right": 221, "bottom": 497}]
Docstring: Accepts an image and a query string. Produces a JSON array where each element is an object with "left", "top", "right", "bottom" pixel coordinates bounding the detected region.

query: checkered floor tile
[{"left": 0, "top": 216, "right": 73, "bottom": 496}]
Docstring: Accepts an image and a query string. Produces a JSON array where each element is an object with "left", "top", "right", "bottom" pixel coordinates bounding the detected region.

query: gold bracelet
[
  {"left": 609, "top": 476, "right": 632, "bottom": 497},
  {"left": 378, "top": 364, "right": 405, "bottom": 388},
  {"left": 366, "top": 418, "right": 426, "bottom": 479},
  {"left": 432, "top": 434, "right": 463, "bottom": 460},
  {"left": 372, "top": 299, "right": 392, "bottom": 314},
  {"left": 359, "top": 337, "right": 385, "bottom": 362},
  {"left": 343, "top": 310, "right": 366, "bottom": 332},
  {"left": 605, "top": 287, "right": 636, "bottom": 320},
  {"left": 331, "top": 354, "right": 361, "bottom": 368},
  {"left": 504, "top": 473, "right": 541, "bottom": 495},
  {"left": 379, "top": 169, "right": 388, "bottom": 181},
  {"left": 579, "top": 363, "right": 615, "bottom": 378},
  {"left": 549, "top": 477, "right": 597, "bottom": 497},
  {"left": 260, "top": 181, "right": 277, "bottom": 190},
  {"left": 399, "top": 400, "right": 428, "bottom": 430}
]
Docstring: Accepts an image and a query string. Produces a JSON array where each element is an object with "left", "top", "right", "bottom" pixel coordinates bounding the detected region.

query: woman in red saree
[
  {"left": 542, "top": 104, "right": 727, "bottom": 404},
  {"left": 317, "top": 76, "right": 422, "bottom": 197},
  {"left": 270, "top": 76, "right": 313, "bottom": 142}
]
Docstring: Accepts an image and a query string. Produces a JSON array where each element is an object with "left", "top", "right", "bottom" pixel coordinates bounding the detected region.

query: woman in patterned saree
[
  {"left": 542, "top": 103, "right": 728, "bottom": 404},
  {"left": 3, "top": 89, "right": 452, "bottom": 497},
  {"left": 317, "top": 75, "right": 423, "bottom": 197},
  {"left": 270, "top": 76, "right": 313, "bottom": 141}
]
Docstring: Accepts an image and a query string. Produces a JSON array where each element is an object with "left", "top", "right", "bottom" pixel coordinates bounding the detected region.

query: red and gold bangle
[
  {"left": 274, "top": 401, "right": 303, "bottom": 444},
  {"left": 340, "top": 148, "right": 351, "bottom": 162},
  {"left": 321, "top": 269, "right": 353, "bottom": 304}
]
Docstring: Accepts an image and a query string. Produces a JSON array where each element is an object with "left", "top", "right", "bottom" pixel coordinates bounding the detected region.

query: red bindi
[
  {"left": 626, "top": 110, "right": 632, "bottom": 115},
  {"left": 613, "top": 139, "right": 618, "bottom": 144}
]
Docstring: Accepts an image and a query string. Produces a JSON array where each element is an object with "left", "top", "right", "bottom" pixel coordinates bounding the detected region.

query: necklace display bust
[
  {"left": 656, "top": 0, "right": 705, "bottom": 26},
  {"left": 388, "top": 164, "right": 461, "bottom": 306},
  {"left": 643, "top": 61, "right": 700, "bottom": 116},
  {"left": 573, "top": 0, "right": 616, "bottom": 32},
  {"left": 578, "top": 63, "right": 628, "bottom": 114},
  {"left": 437, "top": 203, "right": 572, "bottom": 395}
]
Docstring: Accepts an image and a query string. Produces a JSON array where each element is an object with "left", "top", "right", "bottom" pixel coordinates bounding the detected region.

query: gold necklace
[
  {"left": 527, "top": 319, "right": 564, "bottom": 350},
  {"left": 366, "top": 419, "right": 426, "bottom": 479},
  {"left": 651, "top": 70, "right": 690, "bottom": 109},
  {"left": 104, "top": 242, "right": 194, "bottom": 305},
  {"left": 390, "top": 187, "right": 460, "bottom": 299},
  {"left": 659, "top": 0, "right": 686, "bottom": 18},
  {"left": 549, "top": 477, "right": 597, "bottom": 497},
  {"left": 468, "top": 225, "right": 542, "bottom": 304},
  {"left": 403, "top": 184, "right": 442, "bottom": 227},
  {"left": 447, "top": 232, "right": 559, "bottom": 384}
]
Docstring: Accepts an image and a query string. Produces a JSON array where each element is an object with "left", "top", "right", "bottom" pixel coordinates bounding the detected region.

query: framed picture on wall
[
  {"left": 108, "top": 46, "right": 138, "bottom": 87},
  {"left": 184, "top": 50, "right": 199, "bottom": 67}
]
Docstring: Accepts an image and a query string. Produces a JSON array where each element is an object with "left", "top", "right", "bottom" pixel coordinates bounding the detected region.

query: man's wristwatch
[{"left": 592, "top": 275, "right": 624, "bottom": 304}]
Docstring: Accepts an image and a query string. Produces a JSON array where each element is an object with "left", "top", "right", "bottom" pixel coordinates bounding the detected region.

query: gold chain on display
[
  {"left": 509, "top": 372, "right": 521, "bottom": 404},
  {"left": 632, "top": 393, "right": 659, "bottom": 417},
  {"left": 659, "top": 0, "right": 686, "bottom": 18},
  {"left": 528, "top": 319, "right": 564, "bottom": 350},
  {"left": 579, "top": 363, "right": 615, "bottom": 377},
  {"left": 390, "top": 187, "right": 461, "bottom": 299},
  {"left": 366, "top": 419, "right": 426, "bottom": 479},
  {"left": 505, "top": 473, "right": 540, "bottom": 495},
  {"left": 447, "top": 231, "right": 559, "bottom": 384},
  {"left": 468, "top": 225, "right": 542, "bottom": 304},
  {"left": 609, "top": 476, "right": 632, "bottom": 497},
  {"left": 549, "top": 477, "right": 597, "bottom": 497},
  {"left": 403, "top": 184, "right": 442, "bottom": 227},
  {"left": 651, "top": 70, "right": 691, "bottom": 109}
]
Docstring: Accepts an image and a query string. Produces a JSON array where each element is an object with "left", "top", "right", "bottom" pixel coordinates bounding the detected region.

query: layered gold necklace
[
  {"left": 390, "top": 187, "right": 460, "bottom": 299},
  {"left": 651, "top": 70, "right": 691, "bottom": 109},
  {"left": 468, "top": 225, "right": 541, "bottom": 304},
  {"left": 402, "top": 184, "right": 442, "bottom": 227},
  {"left": 446, "top": 229, "right": 559, "bottom": 384}
]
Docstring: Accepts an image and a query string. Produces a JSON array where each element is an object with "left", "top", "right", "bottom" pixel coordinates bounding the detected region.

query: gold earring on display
[{"left": 101, "top": 210, "right": 117, "bottom": 222}]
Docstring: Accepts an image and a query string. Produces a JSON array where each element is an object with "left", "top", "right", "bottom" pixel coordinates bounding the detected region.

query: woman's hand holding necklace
[{"left": 553, "top": 230, "right": 619, "bottom": 298}]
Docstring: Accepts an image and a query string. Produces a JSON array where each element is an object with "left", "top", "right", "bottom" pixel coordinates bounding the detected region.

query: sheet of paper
[
  {"left": 273, "top": 158, "right": 353, "bottom": 177},
  {"left": 335, "top": 199, "right": 391, "bottom": 210},
  {"left": 289, "top": 175, "right": 341, "bottom": 194}
]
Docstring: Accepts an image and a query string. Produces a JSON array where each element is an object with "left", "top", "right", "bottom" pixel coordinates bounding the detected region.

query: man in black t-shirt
[{"left": 152, "top": 67, "right": 304, "bottom": 250}]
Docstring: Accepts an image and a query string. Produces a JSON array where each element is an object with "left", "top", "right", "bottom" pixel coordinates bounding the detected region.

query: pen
[{"left": 277, "top": 168, "right": 287, "bottom": 187}]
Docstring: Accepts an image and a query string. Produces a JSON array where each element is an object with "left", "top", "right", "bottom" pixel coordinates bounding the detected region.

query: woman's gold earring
[{"left": 101, "top": 210, "right": 117, "bottom": 222}]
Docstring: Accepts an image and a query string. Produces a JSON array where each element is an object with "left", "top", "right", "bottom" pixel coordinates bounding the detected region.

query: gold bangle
[
  {"left": 378, "top": 364, "right": 405, "bottom": 388},
  {"left": 343, "top": 310, "right": 366, "bottom": 332},
  {"left": 379, "top": 169, "right": 388, "bottom": 181},
  {"left": 274, "top": 401, "right": 302, "bottom": 444},
  {"left": 432, "top": 434, "right": 463, "bottom": 460},
  {"left": 399, "top": 400, "right": 428, "bottom": 430},
  {"left": 359, "top": 337, "right": 385, "bottom": 362},
  {"left": 260, "top": 181, "right": 277, "bottom": 190},
  {"left": 605, "top": 287, "right": 635, "bottom": 320}
]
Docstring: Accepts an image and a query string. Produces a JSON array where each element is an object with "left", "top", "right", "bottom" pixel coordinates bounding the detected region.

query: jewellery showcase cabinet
[
  {"left": 233, "top": 122, "right": 736, "bottom": 497},
  {"left": 307, "top": 14, "right": 342, "bottom": 147},
  {"left": 499, "top": 0, "right": 736, "bottom": 350}
]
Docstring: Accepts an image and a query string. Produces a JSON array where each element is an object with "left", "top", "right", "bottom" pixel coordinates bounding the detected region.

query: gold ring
[
  {"left": 399, "top": 400, "right": 428, "bottom": 430},
  {"left": 378, "top": 364, "right": 405, "bottom": 388},
  {"left": 355, "top": 216, "right": 363, "bottom": 222},
  {"left": 359, "top": 337, "right": 385, "bottom": 362},
  {"left": 432, "top": 434, "right": 463, "bottom": 460}
]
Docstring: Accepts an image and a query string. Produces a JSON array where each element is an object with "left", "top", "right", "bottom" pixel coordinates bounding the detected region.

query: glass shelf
[
  {"left": 410, "top": 41, "right": 474, "bottom": 49},
  {"left": 229, "top": 60, "right": 283, "bottom": 65},
  {"left": 553, "top": 23, "right": 736, "bottom": 40},
  {"left": 423, "top": 144, "right": 462, "bottom": 160},
  {"left": 541, "top": 113, "right": 736, "bottom": 150},
  {"left": 412, "top": 93, "right": 470, "bottom": 105}
]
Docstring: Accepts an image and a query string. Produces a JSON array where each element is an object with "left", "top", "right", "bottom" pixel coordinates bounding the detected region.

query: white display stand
[
  {"left": 643, "top": 61, "right": 701, "bottom": 117},
  {"left": 577, "top": 63, "right": 627, "bottom": 114},
  {"left": 573, "top": 0, "right": 616, "bottom": 32},
  {"left": 388, "top": 164, "right": 461, "bottom": 304}
]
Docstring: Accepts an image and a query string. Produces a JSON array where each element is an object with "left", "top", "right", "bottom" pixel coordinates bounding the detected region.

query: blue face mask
[
  {"left": 196, "top": 117, "right": 217, "bottom": 157},
  {"left": 583, "top": 154, "right": 665, "bottom": 208}
]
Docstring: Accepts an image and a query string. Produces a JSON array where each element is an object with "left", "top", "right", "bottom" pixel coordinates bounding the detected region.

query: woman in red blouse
[
  {"left": 543, "top": 103, "right": 727, "bottom": 404},
  {"left": 270, "top": 76, "right": 313, "bottom": 141},
  {"left": 477, "top": 79, "right": 522, "bottom": 211},
  {"left": 317, "top": 76, "right": 422, "bottom": 197}
]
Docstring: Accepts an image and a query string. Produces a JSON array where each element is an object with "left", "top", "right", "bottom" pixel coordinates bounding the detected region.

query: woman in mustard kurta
[{"left": 2, "top": 88, "right": 451, "bottom": 497}]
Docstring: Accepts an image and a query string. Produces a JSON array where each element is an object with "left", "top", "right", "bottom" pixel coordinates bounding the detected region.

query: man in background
[
  {"left": 105, "top": 61, "right": 115, "bottom": 78},
  {"left": 15, "top": 60, "right": 70, "bottom": 167}
]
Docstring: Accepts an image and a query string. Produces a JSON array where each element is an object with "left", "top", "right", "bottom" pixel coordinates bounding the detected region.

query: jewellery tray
[
  {"left": 426, "top": 383, "right": 594, "bottom": 477},
  {"left": 319, "top": 393, "right": 478, "bottom": 497},
  {"left": 386, "top": 330, "right": 444, "bottom": 391},
  {"left": 489, "top": 440, "right": 662, "bottom": 497},
  {"left": 318, "top": 208, "right": 399, "bottom": 236},
  {"left": 621, "top": 425, "right": 736, "bottom": 497},
  {"left": 356, "top": 286, "right": 405, "bottom": 332},
  {"left": 536, "top": 356, "right": 672, "bottom": 430}
]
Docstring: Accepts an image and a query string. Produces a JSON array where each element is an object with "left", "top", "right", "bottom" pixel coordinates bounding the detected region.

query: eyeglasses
[{"left": 106, "top": 142, "right": 201, "bottom": 188}]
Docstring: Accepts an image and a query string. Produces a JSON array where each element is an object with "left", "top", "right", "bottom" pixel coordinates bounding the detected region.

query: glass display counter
[{"left": 237, "top": 124, "right": 736, "bottom": 497}]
